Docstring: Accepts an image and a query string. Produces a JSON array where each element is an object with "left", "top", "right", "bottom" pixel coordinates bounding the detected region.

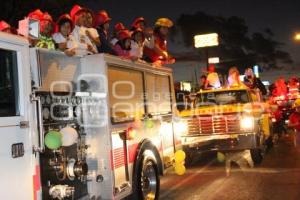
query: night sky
[{"left": 86, "top": 0, "right": 300, "bottom": 65}]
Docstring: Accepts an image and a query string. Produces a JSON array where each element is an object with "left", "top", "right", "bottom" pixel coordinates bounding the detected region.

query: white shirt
[
  {"left": 110, "top": 38, "right": 118, "bottom": 46},
  {"left": 88, "top": 28, "right": 99, "bottom": 38},
  {"left": 144, "top": 35, "right": 155, "bottom": 49},
  {"left": 207, "top": 72, "right": 221, "bottom": 88},
  {"left": 71, "top": 25, "right": 97, "bottom": 56},
  {"left": 87, "top": 28, "right": 99, "bottom": 51},
  {"left": 130, "top": 40, "right": 144, "bottom": 58},
  {"left": 52, "top": 32, "right": 76, "bottom": 49},
  {"left": 52, "top": 32, "right": 66, "bottom": 43}
]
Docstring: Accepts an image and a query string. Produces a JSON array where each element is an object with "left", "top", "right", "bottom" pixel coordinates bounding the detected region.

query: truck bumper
[{"left": 182, "top": 133, "right": 261, "bottom": 152}]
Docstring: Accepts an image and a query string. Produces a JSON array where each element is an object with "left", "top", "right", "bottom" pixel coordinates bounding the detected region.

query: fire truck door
[
  {"left": 144, "top": 73, "right": 175, "bottom": 163},
  {"left": 0, "top": 46, "right": 33, "bottom": 199}
]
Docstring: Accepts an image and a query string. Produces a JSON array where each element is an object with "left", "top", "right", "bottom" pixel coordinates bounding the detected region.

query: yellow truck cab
[{"left": 180, "top": 86, "right": 272, "bottom": 164}]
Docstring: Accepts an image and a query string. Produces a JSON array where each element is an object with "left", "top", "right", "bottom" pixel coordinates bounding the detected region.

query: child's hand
[
  {"left": 80, "top": 36, "right": 86, "bottom": 43},
  {"left": 87, "top": 44, "right": 96, "bottom": 54},
  {"left": 58, "top": 42, "right": 67, "bottom": 50},
  {"left": 64, "top": 49, "right": 75, "bottom": 57},
  {"left": 86, "top": 30, "right": 92, "bottom": 39}
]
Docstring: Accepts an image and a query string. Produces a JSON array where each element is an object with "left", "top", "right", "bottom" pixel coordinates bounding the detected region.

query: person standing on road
[{"left": 288, "top": 99, "right": 300, "bottom": 148}]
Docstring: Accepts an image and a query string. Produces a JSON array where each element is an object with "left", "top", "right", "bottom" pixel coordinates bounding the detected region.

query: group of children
[
  {"left": 0, "top": 5, "right": 175, "bottom": 65},
  {"left": 200, "top": 65, "right": 266, "bottom": 95}
]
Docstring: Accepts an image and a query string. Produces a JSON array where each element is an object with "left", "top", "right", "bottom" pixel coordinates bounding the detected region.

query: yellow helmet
[
  {"left": 155, "top": 18, "right": 173, "bottom": 28},
  {"left": 293, "top": 99, "right": 300, "bottom": 108}
]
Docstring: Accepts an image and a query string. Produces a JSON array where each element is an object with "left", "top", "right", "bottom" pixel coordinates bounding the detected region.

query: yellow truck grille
[{"left": 187, "top": 114, "right": 240, "bottom": 135}]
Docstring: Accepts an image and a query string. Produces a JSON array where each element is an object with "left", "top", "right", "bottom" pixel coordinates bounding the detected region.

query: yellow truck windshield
[{"left": 197, "top": 90, "right": 250, "bottom": 107}]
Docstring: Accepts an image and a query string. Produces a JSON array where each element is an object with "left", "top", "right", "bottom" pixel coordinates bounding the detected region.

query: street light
[
  {"left": 194, "top": 33, "right": 219, "bottom": 68},
  {"left": 294, "top": 33, "right": 300, "bottom": 41},
  {"left": 194, "top": 33, "right": 219, "bottom": 48}
]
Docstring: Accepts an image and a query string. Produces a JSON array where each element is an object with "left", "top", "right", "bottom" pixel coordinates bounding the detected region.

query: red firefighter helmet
[
  {"left": 95, "top": 10, "right": 111, "bottom": 26},
  {"left": 114, "top": 22, "right": 125, "bottom": 33},
  {"left": 42, "top": 12, "right": 53, "bottom": 23},
  {"left": 118, "top": 29, "right": 131, "bottom": 40},
  {"left": 131, "top": 17, "right": 145, "bottom": 29},
  {"left": 55, "top": 14, "right": 73, "bottom": 33},
  {"left": 40, "top": 12, "right": 54, "bottom": 33},
  {"left": 70, "top": 4, "right": 93, "bottom": 22},
  {"left": 28, "top": 9, "right": 44, "bottom": 21},
  {"left": 132, "top": 27, "right": 145, "bottom": 41},
  {"left": 0, "top": 21, "right": 10, "bottom": 31}
]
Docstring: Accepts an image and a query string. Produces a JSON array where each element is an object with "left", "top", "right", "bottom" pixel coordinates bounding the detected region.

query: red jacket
[
  {"left": 143, "top": 34, "right": 167, "bottom": 62},
  {"left": 289, "top": 112, "right": 300, "bottom": 131}
]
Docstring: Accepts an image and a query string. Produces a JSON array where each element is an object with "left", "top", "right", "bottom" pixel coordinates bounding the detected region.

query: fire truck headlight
[
  {"left": 240, "top": 116, "right": 254, "bottom": 131},
  {"left": 174, "top": 121, "right": 188, "bottom": 136}
]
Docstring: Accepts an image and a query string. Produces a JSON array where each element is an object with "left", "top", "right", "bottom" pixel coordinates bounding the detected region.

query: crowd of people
[
  {"left": 199, "top": 65, "right": 267, "bottom": 95},
  {"left": 0, "top": 5, "right": 175, "bottom": 65}
]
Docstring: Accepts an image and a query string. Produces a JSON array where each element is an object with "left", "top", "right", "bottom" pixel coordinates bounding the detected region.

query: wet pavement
[{"left": 160, "top": 133, "right": 300, "bottom": 200}]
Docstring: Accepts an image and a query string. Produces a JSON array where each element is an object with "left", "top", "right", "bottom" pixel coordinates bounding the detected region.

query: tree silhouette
[{"left": 173, "top": 11, "right": 292, "bottom": 71}]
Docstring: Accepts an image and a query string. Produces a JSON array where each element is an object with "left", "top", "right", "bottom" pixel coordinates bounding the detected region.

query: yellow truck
[{"left": 180, "top": 86, "right": 272, "bottom": 165}]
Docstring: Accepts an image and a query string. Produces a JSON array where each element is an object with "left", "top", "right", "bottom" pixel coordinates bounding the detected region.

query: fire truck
[
  {"left": 0, "top": 32, "right": 187, "bottom": 200},
  {"left": 180, "top": 86, "right": 272, "bottom": 165}
]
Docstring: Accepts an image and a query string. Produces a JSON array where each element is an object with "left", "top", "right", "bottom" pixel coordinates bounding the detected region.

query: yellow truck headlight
[
  {"left": 240, "top": 116, "right": 254, "bottom": 131},
  {"left": 174, "top": 121, "right": 188, "bottom": 137}
]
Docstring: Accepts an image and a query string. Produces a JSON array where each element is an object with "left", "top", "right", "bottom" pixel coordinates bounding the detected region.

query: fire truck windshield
[{"left": 196, "top": 90, "right": 250, "bottom": 107}]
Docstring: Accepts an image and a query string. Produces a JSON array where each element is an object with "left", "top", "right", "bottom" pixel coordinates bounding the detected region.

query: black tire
[
  {"left": 265, "top": 136, "right": 273, "bottom": 152},
  {"left": 184, "top": 151, "right": 195, "bottom": 167},
  {"left": 250, "top": 148, "right": 263, "bottom": 165},
  {"left": 131, "top": 153, "right": 160, "bottom": 200}
]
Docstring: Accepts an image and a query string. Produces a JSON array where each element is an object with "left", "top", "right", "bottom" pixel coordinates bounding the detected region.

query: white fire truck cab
[{"left": 0, "top": 32, "right": 186, "bottom": 200}]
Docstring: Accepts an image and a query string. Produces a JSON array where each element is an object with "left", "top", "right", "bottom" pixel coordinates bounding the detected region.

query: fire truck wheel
[
  {"left": 250, "top": 148, "right": 263, "bottom": 165},
  {"left": 265, "top": 136, "right": 274, "bottom": 152},
  {"left": 184, "top": 151, "right": 194, "bottom": 166},
  {"left": 132, "top": 154, "right": 160, "bottom": 200}
]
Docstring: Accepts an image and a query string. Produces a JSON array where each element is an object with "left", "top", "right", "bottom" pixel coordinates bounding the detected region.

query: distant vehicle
[{"left": 179, "top": 86, "right": 272, "bottom": 165}]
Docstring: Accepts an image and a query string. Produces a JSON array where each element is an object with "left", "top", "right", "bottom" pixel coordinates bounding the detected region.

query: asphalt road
[{"left": 160, "top": 134, "right": 300, "bottom": 200}]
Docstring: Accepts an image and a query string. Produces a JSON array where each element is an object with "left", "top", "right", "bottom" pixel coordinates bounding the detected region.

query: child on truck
[
  {"left": 143, "top": 18, "right": 175, "bottom": 65},
  {"left": 130, "top": 28, "right": 145, "bottom": 60},
  {"left": 52, "top": 14, "right": 76, "bottom": 56},
  {"left": 113, "top": 29, "right": 138, "bottom": 61},
  {"left": 28, "top": 9, "right": 55, "bottom": 50},
  {"left": 70, "top": 5, "right": 97, "bottom": 55}
]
